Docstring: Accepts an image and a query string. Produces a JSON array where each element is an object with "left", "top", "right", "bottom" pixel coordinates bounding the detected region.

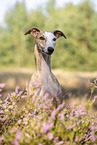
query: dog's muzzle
[
  {"left": 39, "top": 47, "right": 54, "bottom": 55},
  {"left": 48, "top": 47, "right": 54, "bottom": 55}
]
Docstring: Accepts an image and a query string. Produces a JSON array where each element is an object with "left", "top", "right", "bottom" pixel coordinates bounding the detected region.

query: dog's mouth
[
  {"left": 38, "top": 44, "right": 54, "bottom": 55},
  {"left": 42, "top": 50, "right": 52, "bottom": 55},
  {"left": 39, "top": 49, "right": 54, "bottom": 56}
]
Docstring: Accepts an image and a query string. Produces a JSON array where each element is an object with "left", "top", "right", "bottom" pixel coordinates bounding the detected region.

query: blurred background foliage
[{"left": 0, "top": 0, "right": 97, "bottom": 71}]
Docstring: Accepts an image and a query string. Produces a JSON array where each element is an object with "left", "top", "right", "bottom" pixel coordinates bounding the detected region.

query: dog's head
[{"left": 24, "top": 28, "right": 66, "bottom": 55}]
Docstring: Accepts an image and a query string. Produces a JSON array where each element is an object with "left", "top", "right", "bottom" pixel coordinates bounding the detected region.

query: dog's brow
[
  {"left": 37, "top": 32, "right": 45, "bottom": 38},
  {"left": 45, "top": 32, "right": 55, "bottom": 39}
]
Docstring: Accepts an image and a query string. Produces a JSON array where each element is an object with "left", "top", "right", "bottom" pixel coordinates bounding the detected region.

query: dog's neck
[{"left": 34, "top": 44, "right": 51, "bottom": 81}]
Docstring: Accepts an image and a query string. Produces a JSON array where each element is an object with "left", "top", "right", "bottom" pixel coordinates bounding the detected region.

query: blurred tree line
[{"left": 0, "top": 0, "right": 97, "bottom": 71}]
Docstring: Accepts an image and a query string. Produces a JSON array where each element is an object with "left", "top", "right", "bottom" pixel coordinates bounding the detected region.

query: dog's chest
[{"left": 29, "top": 71, "right": 62, "bottom": 97}]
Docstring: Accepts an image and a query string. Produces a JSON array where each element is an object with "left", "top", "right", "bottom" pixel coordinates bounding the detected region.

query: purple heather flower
[
  {"left": 9, "top": 127, "right": 17, "bottom": 133},
  {"left": 21, "top": 95, "right": 27, "bottom": 98},
  {"left": 88, "top": 78, "right": 93, "bottom": 86},
  {"left": 56, "top": 102, "right": 65, "bottom": 112},
  {"left": 53, "top": 137, "right": 59, "bottom": 143},
  {"left": 90, "top": 135, "right": 96, "bottom": 142},
  {"left": 75, "top": 136, "right": 79, "bottom": 142},
  {"left": 8, "top": 93, "right": 11, "bottom": 98},
  {"left": 42, "top": 122, "right": 53, "bottom": 134},
  {"left": 11, "top": 92, "right": 16, "bottom": 97},
  {"left": 18, "top": 119, "right": 22, "bottom": 124},
  {"left": 15, "top": 132, "right": 22, "bottom": 141},
  {"left": 88, "top": 78, "right": 97, "bottom": 88},
  {"left": 77, "top": 120, "right": 81, "bottom": 126},
  {"left": 82, "top": 121, "right": 84, "bottom": 124},
  {"left": 0, "top": 89, "right": 2, "bottom": 92},
  {"left": 79, "top": 105, "right": 82, "bottom": 108},
  {"left": 45, "top": 93, "right": 49, "bottom": 98},
  {"left": 92, "top": 96, "right": 97, "bottom": 103},
  {"left": 69, "top": 112, "right": 73, "bottom": 118},
  {"left": 68, "top": 124, "right": 75, "bottom": 130},
  {"left": 70, "top": 103, "right": 76, "bottom": 108},
  {"left": 14, "top": 141, "right": 20, "bottom": 145},
  {"left": 90, "top": 125, "right": 97, "bottom": 131},
  {"left": 51, "top": 109, "right": 57, "bottom": 120},
  {"left": 55, "top": 141, "right": 64, "bottom": 145},
  {"left": 0, "top": 83, "right": 5, "bottom": 88},
  {"left": 0, "top": 136, "right": 4, "bottom": 142},
  {"left": 81, "top": 112, "right": 87, "bottom": 116},
  {"left": 27, "top": 113, "right": 32, "bottom": 117},
  {"left": 74, "top": 108, "right": 86, "bottom": 117},
  {"left": 25, "top": 132, "right": 30, "bottom": 138},
  {"left": 26, "top": 81, "right": 28, "bottom": 91},
  {"left": 85, "top": 136, "right": 90, "bottom": 142},
  {"left": 18, "top": 91, "right": 23, "bottom": 96},
  {"left": 0, "top": 110, "right": 4, "bottom": 114},
  {"left": 58, "top": 113, "right": 65, "bottom": 121},
  {"left": 23, "top": 118, "right": 28, "bottom": 125},
  {"left": 32, "top": 81, "right": 39, "bottom": 88},
  {"left": 15, "top": 86, "right": 19, "bottom": 94},
  {"left": 47, "top": 132, "right": 53, "bottom": 140}
]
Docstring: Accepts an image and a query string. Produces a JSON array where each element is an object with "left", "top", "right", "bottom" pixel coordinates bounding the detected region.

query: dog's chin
[
  {"left": 42, "top": 50, "right": 54, "bottom": 55},
  {"left": 47, "top": 52, "right": 54, "bottom": 55}
]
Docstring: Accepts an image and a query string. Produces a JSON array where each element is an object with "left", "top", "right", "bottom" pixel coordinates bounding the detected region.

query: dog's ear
[
  {"left": 24, "top": 28, "right": 41, "bottom": 37},
  {"left": 52, "top": 30, "right": 66, "bottom": 39}
]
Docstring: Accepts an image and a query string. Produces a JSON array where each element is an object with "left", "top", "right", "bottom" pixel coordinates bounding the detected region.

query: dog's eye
[
  {"left": 53, "top": 38, "right": 56, "bottom": 41},
  {"left": 39, "top": 36, "right": 45, "bottom": 40}
]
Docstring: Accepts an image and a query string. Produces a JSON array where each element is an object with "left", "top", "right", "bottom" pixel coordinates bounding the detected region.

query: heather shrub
[{"left": 0, "top": 79, "right": 97, "bottom": 145}]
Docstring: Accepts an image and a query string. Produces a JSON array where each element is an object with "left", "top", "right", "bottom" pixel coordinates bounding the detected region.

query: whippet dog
[{"left": 24, "top": 28, "right": 66, "bottom": 97}]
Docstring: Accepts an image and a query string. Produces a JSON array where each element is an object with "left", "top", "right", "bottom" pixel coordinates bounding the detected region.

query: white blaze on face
[{"left": 45, "top": 32, "right": 57, "bottom": 53}]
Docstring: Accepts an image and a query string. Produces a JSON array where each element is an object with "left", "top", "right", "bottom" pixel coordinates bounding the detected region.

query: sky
[{"left": 0, "top": 0, "right": 97, "bottom": 25}]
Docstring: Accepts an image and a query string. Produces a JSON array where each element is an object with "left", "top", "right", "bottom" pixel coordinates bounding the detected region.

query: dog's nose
[{"left": 48, "top": 47, "right": 54, "bottom": 54}]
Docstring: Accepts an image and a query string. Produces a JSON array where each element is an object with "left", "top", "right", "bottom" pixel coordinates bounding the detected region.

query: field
[
  {"left": 1, "top": 69, "right": 97, "bottom": 111},
  {"left": 0, "top": 69, "right": 97, "bottom": 145}
]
